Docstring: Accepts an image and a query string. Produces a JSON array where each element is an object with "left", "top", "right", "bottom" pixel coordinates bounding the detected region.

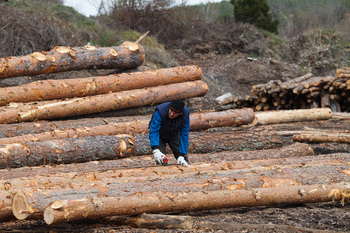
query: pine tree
[{"left": 231, "top": 0, "right": 279, "bottom": 34}]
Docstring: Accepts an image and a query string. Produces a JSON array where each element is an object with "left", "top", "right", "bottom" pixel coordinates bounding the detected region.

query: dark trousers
[{"left": 158, "top": 134, "right": 189, "bottom": 163}]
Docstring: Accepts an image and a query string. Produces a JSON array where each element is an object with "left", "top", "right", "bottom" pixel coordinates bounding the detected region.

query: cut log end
[
  {"left": 12, "top": 190, "right": 31, "bottom": 220},
  {"left": 44, "top": 206, "right": 54, "bottom": 225}
]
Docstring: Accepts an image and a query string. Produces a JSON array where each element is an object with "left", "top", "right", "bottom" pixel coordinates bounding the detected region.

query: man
[{"left": 149, "top": 99, "right": 190, "bottom": 167}]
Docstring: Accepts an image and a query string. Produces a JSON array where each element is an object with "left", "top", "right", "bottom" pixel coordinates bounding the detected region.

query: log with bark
[
  {"left": 293, "top": 132, "right": 350, "bottom": 144},
  {"left": 10, "top": 157, "right": 350, "bottom": 221},
  {"left": 252, "top": 108, "right": 332, "bottom": 125},
  {"left": 43, "top": 182, "right": 350, "bottom": 224},
  {"left": 0, "top": 108, "right": 255, "bottom": 145},
  {"left": 0, "top": 65, "right": 202, "bottom": 106},
  {"left": 0, "top": 41, "right": 145, "bottom": 79},
  {"left": 0, "top": 142, "right": 313, "bottom": 180},
  {"left": 0, "top": 126, "right": 281, "bottom": 168},
  {"left": 0, "top": 80, "right": 208, "bottom": 124}
]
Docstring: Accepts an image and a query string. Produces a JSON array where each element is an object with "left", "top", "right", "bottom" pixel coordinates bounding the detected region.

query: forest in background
[{"left": 0, "top": 0, "right": 349, "bottom": 70}]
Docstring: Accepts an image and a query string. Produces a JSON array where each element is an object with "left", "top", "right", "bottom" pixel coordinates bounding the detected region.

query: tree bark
[
  {"left": 43, "top": 182, "right": 350, "bottom": 224},
  {"left": 0, "top": 65, "right": 202, "bottom": 106},
  {"left": 252, "top": 108, "right": 332, "bottom": 125},
  {"left": 0, "top": 142, "right": 313, "bottom": 180},
  {"left": 293, "top": 132, "right": 350, "bottom": 143},
  {"left": 0, "top": 41, "right": 145, "bottom": 79},
  {"left": 0, "top": 80, "right": 208, "bottom": 124},
  {"left": 0, "top": 108, "right": 255, "bottom": 145},
  {"left": 0, "top": 126, "right": 281, "bottom": 168}
]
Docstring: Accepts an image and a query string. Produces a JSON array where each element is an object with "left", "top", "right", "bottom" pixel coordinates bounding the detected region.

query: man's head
[{"left": 168, "top": 99, "right": 185, "bottom": 119}]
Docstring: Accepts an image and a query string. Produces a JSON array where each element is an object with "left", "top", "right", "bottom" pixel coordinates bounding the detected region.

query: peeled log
[
  {"left": 0, "top": 127, "right": 281, "bottom": 168},
  {"left": 293, "top": 133, "right": 350, "bottom": 144},
  {"left": 0, "top": 80, "right": 208, "bottom": 124},
  {"left": 252, "top": 108, "right": 332, "bottom": 125},
  {"left": 0, "top": 108, "right": 255, "bottom": 145},
  {"left": 0, "top": 65, "right": 202, "bottom": 106},
  {"left": 0, "top": 42, "right": 145, "bottom": 79},
  {"left": 43, "top": 182, "right": 350, "bottom": 224},
  {"left": 0, "top": 142, "right": 313, "bottom": 180}
]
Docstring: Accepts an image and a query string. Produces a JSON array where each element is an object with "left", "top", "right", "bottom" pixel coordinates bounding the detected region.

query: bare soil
[{"left": 0, "top": 43, "right": 349, "bottom": 232}]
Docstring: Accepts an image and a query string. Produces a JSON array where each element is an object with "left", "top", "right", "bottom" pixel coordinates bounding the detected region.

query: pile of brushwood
[{"left": 0, "top": 39, "right": 349, "bottom": 232}]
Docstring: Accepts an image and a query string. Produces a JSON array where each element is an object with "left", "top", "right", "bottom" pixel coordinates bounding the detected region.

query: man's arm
[
  {"left": 178, "top": 115, "right": 190, "bottom": 155},
  {"left": 149, "top": 111, "right": 162, "bottom": 149}
]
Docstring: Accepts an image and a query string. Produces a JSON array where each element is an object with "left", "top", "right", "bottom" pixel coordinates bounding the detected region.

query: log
[
  {"left": 215, "top": 93, "right": 234, "bottom": 105},
  {"left": 107, "top": 213, "right": 194, "bottom": 230},
  {"left": 0, "top": 191, "right": 13, "bottom": 222},
  {"left": 0, "top": 108, "right": 255, "bottom": 145},
  {"left": 0, "top": 65, "right": 202, "bottom": 106},
  {"left": 11, "top": 159, "right": 350, "bottom": 220},
  {"left": 252, "top": 108, "right": 332, "bottom": 125},
  {"left": 0, "top": 126, "right": 281, "bottom": 168},
  {"left": 293, "top": 133, "right": 350, "bottom": 144},
  {"left": 43, "top": 182, "right": 350, "bottom": 224},
  {"left": 0, "top": 142, "right": 313, "bottom": 180},
  {"left": 0, "top": 80, "right": 208, "bottom": 124},
  {"left": 0, "top": 41, "right": 145, "bottom": 79}
]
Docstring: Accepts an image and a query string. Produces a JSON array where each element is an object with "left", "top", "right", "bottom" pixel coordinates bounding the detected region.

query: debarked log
[
  {"left": 0, "top": 108, "right": 255, "bottom": 145},
  {"left": 0, "top": 142, "right": 313, "bottom": 180},
  {"left": 0, "top": 80, "right": 208, "bottom": 124},
  {"left": 0, "top": 126, "right": 281, "bottom": 168},
  {"left": 252, "top": 108, "right": 332, "bottom": 125},
  {"left": 0, "top": 41, "right": 145, "bottom": 79},
  {"left": 0, "top": 65, "right": 202, "bottom": 106},
  {"left": 11, "top": 162, "right": 350, "bottom": 221},
  {"left": 43, "top": 182, "right": 350, "bottom": 224}
]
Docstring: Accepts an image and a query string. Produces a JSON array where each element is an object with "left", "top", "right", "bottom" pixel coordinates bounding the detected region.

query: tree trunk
[
  {"left": 0, "top": 80, "right": 208, "bottom": 124},
  {"left": 0, "top": 142, "right": 313, "bottom": 180},
  {"left": 11, "top": 160, "right": 350, "bottom": 220},
  {"left": 0, "top": 41, "right": 145, "bottom": 79},
  {"left": 0, "top": 65, "right": 202, "bottom": 106},
  {"left": 107, "top": 214, "right": 194, "bottom": 230},
  {"left": 43, "top": 182, "right": 350, "bottom": 224},
  {"left": 0, "top": 108, "right": 255, "bottom": 145},
  {"left": 0, "top": 191, "right": 13, "bottom": 222},
  {"left": 293, "top": 132, "right": 350, "bottom": 143},
  {"left": 252, "top": 108, "right": 332, "bottom": 125}
]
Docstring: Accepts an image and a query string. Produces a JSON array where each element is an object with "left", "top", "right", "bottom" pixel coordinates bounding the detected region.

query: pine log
[
  {"left": 0, "top": 142, "right": 313, "bottom": 180},
  {"left": 0, "top": 108, "right": 255, "bottom": 145},
  {"left": 11, "top": 160, "right": 350, "bottom": 220},
  {"left": 215, "top": 93, "right": 234, "bottom": 105},
  {"left": 0, "top": 126, "right": 281, "bottom": 168},
  {"left": 0, "top": 191, "right": 13, "bottom": 222},
  {"left": 107, "top": 214, "right": 194, "bottom": 230},
  {"left": 0, "top": 80, "right": 208, "bottom": 124},
  {"left": 43, "top": 182, "right": 350, "bottom": 224},
  {"left": 252, "top": 108, "right": 332, "bottom": 125},
  {"left": 0, "top": 65, "right": 202, "bottom": 106},
  {"left": 0, "top": 42, "right": 145, "bottom": 79},
  {"left": 293, "top": 132, "right": 350, "bottom": 143}
]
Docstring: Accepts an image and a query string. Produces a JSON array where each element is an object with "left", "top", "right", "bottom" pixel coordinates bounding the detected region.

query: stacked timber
[{"left": 216, "top": 67, "right": 350, "bottom": 112}]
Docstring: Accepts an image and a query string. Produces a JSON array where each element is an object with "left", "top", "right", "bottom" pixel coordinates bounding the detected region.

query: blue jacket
[{"left": 149, "top": 102, "right": 190, "bottom": 155}]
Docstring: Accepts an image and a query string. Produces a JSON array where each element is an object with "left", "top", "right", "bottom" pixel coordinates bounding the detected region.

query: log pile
[
  {"left": 216, "top": 67, "right": 350, "bottom": 112},
  {"left": 0, "top": 41, "right": 348, "bottom": 231}
]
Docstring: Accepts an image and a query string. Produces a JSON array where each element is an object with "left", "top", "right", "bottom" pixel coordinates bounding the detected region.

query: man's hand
[
  {"left": 177, "top": 156, "right": 188, "bottom": 167},
  {"left": 153, "top": 149, "right": 168, "bottom": 165}
]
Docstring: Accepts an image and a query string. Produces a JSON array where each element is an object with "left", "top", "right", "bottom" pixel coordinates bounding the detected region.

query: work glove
[
  {"left": 153, "top": 149, "right": 168, "bottom": 165},
  {"left": 177, "top": 156, "right": 188, "bottom": 167}
]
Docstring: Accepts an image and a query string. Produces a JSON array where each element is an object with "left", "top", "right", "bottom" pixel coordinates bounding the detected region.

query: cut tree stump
[
  {"left": 0, "top": 108, "right": 255, "bottom": 145},
  {"left": 0, "top": 65, "right": 202, "bottom": 106},
  {"left": 43, "top": 182, "right": 350, "bottom": 224},
  {"left": 0, "top": 80, "right": 208, "bottom": 124},
  {"left": 0, "top": 41, "right": 145, "bottom": 79}
]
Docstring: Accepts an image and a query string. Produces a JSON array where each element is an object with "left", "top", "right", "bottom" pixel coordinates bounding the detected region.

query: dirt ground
[{"left": 1, "top": 44, "right": 350, "bottom": 232}]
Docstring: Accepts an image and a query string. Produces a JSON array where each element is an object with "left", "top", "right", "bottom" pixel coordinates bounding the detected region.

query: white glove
[
  {"left": 177, "top": 156, "right": 188, "bottom": 167},
  {"left": 153, "top": 149, "right": 168, "bottom": 164}
]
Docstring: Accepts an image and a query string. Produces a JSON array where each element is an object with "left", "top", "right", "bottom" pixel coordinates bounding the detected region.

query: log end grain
[
  {"left": 12, "top": 190, "right": 31, "bottom": 220},
  {"left": 44, "top": 205, "right": 55, "bottom": 225}
]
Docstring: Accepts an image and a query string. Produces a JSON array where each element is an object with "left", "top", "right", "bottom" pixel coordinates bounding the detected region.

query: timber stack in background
[{"left": 216, "top": 67, "right": 350, "bottom": 112}]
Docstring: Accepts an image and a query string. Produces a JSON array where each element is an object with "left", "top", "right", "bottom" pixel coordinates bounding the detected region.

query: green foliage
[{"left": 232, "top": 0, "right": 279, "bottom": 34}]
